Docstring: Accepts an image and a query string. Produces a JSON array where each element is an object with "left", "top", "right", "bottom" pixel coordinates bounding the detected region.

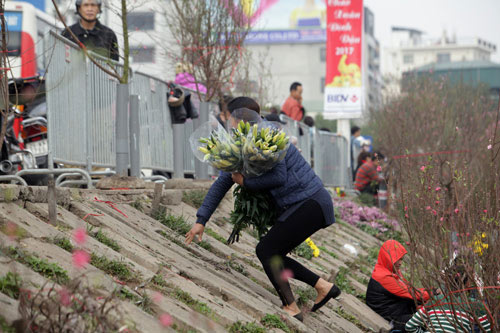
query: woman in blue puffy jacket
[{"left": 185, "top": 97, "right": 340, "bottom": 321}]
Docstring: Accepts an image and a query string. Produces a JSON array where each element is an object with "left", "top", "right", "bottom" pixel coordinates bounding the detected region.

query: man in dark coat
[{"left": 62, "top": 0, "right": 119, "bottom": 61}]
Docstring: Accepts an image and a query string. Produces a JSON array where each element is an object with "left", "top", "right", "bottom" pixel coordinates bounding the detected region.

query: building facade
[
  {"left": 245, "top": 6, "right": 381, "bottom": 117},
  {"left": 382, "top": 27, "right": 497, "bottom": 93}
]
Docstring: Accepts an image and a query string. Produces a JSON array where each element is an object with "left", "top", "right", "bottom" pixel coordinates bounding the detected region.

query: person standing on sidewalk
[
  {"left": 282, "top": 82, "right": 305, "bottom": 121},
  {"left": 62, "top": 0, "right": 119, "bottom": 61}
]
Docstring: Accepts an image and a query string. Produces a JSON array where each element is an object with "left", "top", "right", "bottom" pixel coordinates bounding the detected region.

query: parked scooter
[{"left": 5, "top": 76, "right": 49, "bottom": 184}]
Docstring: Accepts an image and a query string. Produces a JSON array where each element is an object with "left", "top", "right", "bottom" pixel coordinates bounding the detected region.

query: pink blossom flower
[
  {"left": 435, "top": 201, "right": 440, "bottom": 205},
  {"left": 159, "top": 313, "right": 173, "bottom": 327},
  {"left": 426, "top": 206, "right": 431, "bottom": 210},
  {"left": 454, "top": 208, "right": 459, "bottom": 214},
  {"left": 73, "top": 228, "right": 87, "bottom": 246},
  {"left": 58, "top": 287, "right": 71, "bottom": 306},
  {"left": 420, "top": 166, "right": 425, "bottom": 172},
  {"left": 435, "top": 187, "right": 441, "bottom": 192},
  {"left": 483, "top": 209, "right": 487, "bottom": 213},
  {"left": 72, "top": 250, "right": 90, "bottom": 269},
  {"left": 405, "top": 214, "right": 409, "bottom": 218},
  {"left": 440, "top": 217, "right": 444, "bottom": 222},
  {"left": 432, "top": 210, "right": 437, "bottom": 216},
  {"left": 376, "top": 166, "right": 382, "bottom": 172},
  {"left": 427, "top": 186, "right": 431, "bottom": 191},
  {"left": 487, "top": 144, "right": 492, "bottom": 150},
  {"left": 152, "top": 292, "right": 163, "bottom": 304},
  {"left": 404, "top": 206, "right": 408, "bottom": 212},
  {"left": 455, "top": 126, "right": 459, "bottom": 131},
  {"left": 280, "top": 269, "right": 294, "bottom": 282}
]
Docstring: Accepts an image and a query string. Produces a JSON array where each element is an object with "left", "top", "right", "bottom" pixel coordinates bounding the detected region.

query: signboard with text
[{"left": 324, "top": 0, "right": 363, "bottom": 119}]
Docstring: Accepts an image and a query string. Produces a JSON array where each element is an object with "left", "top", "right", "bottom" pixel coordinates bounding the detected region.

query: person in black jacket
[{"left": 62, "top": 0, "right": 119, "bottom": 61}]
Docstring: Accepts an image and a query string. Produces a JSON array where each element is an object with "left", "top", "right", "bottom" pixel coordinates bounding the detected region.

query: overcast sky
[{"left": 255, "top": 0, "right": 500, "bottom": 62}]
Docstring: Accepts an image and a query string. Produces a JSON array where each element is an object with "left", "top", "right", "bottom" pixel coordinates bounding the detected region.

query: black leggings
[{"left": 256, "top": 199, "right": 327, "bottom": 306}]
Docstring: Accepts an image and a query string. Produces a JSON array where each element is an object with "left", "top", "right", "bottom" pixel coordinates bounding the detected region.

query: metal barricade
[
  {"left": 130, "top": 71, "right": 174, "bottom": 172},
  {"left": 183, "top": 119, "right": 195, "bottom": 175},
  {"left": 313, "top": 131, "right": 350, "bottom": 187}
]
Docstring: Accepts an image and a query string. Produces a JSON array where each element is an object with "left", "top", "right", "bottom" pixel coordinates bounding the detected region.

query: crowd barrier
[{"left": 40, "top": 31, "right": 351, "bottom": 187}]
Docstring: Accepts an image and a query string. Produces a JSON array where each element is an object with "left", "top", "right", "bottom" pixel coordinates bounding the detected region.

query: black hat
[{"left": 264, "top": 113, "right": 286, "bottom": 124}]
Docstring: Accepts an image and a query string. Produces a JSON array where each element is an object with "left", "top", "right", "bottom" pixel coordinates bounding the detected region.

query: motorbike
[{"left": 1, "top": 76, "right": 49, "bottom": 185}]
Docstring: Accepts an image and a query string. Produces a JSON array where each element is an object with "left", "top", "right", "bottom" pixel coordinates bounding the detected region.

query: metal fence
[{"left": 44, "top": 31, "right": 350, "bottom": 187}]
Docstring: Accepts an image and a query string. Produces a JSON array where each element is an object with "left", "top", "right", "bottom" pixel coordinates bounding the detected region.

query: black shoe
[
  {"left": 293, "top": 312, "right": 304, "bottom": 322},
  {"left": 311, "top": 285, "right": 341, "bottom": 312}
]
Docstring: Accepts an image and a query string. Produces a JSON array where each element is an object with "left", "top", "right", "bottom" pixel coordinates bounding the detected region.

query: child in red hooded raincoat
[{"left": 366, "top": 240, "right": 430, "bottom": 332}]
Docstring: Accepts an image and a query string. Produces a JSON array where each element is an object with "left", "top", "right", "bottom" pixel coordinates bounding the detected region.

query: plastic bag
[
  {"left": 189, "top": 116, "right": 242, "bottom": 172},
  {"left": 242, "top": 121, "right": 290, "bottom": 177}
]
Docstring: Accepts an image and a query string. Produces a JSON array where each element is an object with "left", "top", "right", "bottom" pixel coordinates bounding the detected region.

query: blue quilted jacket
[{"left": 196, "top": 144, "right": 334, "bottom": 226}]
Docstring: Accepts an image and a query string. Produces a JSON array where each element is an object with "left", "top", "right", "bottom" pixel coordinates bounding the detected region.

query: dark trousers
[{"left": 256, "top": 199, "right": 326, "bottom": 306}]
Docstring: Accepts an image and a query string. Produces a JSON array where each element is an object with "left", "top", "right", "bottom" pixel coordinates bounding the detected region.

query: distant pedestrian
[
  {"left": 62, "top": 0, "right": 119, "bottom": 61},
  {"left": 282, "top": 82, "right": 305, "bottom": 121}
]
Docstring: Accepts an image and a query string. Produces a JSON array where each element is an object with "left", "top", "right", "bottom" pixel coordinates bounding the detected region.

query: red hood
[{"left": 376, "top": 240, "right": 407, "bottom": 273}]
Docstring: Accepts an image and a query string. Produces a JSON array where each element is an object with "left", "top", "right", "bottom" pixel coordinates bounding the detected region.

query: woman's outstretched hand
[
  {"left": 185, "top": 223, "right": 205, "bottom": 245},
  {"left": 232, "top": 172, "right": 244, "bottom": 186}
]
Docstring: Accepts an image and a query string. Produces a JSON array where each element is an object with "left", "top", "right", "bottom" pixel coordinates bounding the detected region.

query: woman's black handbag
[{"left": 167, "top": 83, "right": 187, "bottom": 124}]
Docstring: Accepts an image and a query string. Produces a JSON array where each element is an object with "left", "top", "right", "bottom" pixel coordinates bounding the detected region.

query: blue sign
[
  {"left": 245, "top": 29, "right": 326, "bottom": 44},
  {"left": 19, "top": 0, "right": 45, "bottom": 11},
  {"left": 5, "top": 12, "right": 23, "bottom": 32}
]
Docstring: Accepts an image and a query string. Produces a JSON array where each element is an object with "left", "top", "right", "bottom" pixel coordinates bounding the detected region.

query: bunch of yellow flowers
[{"left": 305, "top": 237, "right": 320, "bottom": 257}]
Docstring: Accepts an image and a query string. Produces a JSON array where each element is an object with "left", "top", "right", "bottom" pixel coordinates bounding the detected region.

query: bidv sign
[{"left": 327, "top": 93, "right": 359, "bottom": 104}]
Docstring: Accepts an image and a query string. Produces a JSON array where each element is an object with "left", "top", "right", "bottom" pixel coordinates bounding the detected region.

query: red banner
[{"left": 324, "top": 0, "right": 363, "bottom": 118}]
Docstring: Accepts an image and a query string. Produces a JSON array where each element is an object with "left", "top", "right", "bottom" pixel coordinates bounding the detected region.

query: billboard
[{"left": 324, "top": 0, "right": 363, "bottom": 119}]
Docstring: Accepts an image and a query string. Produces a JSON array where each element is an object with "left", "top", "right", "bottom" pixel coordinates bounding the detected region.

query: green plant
[
  {"left": 0, "top": 315, "right": 14, "bottom": 333},
  {"left": 318, "top": 245, "right": 338, "bottom": 259},
  {"left": 294, "top": 286, "right": 316, "bottom": 307},
  {"left": 119, "top": 287, "right": 139, "bottom": 302},
  {"left": 92, "top": 229, "right": 121, "bottom": 252},
  {"left": 227, "top": 259, "right": 249, "bottom": 276},
  {"left": 334, "top": 307, "right": 367, "bottom": 331},
  {"left": 205, "top": 228, "right": 226, "bottom": 244},
  {"left": 7, "top": 247, "right": 70, "bottom": 284},
  {"left": 152, "top": 274, "right": 168, "bottom": 288},
  {"left": 355, "top": 193, "right": 375, "bottom": 206},
  {"left": 334, "top": 267, "right": 356, "bottom": 296},
  {"left": 90, "top": 253, "right": 137, "bottom": 282},
  {"left": 155, "top": 212, "right": 191, "bottom": 235},
  {"left": 228, "top": 321, "right": 266, "bottom": 333},
  {"left": 293, "top": 242, "right": 313, "bottom": 260},
  {"left": 174, "top": 288, "right": 212, "bottom": 316},
  {"left": 0, "top": 272, "right": 21, "bottom": 299},
  {"left": 260, "top": 314, "right": 291, "bottom": 333},
  {"left": 53, "top": 237, "right": 74, "bottom": 252},
  {"left": 228, "top": 186, "right": 276, "bottom": 244},
  {"left": 182, "top": 190, "right": 207, "bottom": 209},
  {"left": 130, "top": 199, "right": 144, "bottom": 212}
]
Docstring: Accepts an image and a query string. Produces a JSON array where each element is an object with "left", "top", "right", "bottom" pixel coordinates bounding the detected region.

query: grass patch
[
  {"left": 6, "top": 247, "right": 69, "bottom": 284},
  {"left": 334, "top": 307, "right": 368, "bottom": 332},
  {"left": 157, "top": 230, "right": 212, "bottom": 253},
  {"left": 152, "top": 274, "right": 168, "bottom": 288},
  {"left": 335, "top": 267, "right": 357, "bottom": 295},
  {"left": 226, "top": 259, "right": 249, "bottom": 276},
  {"left": 292, "top": 242, "right": 313, "bottom": 260},
  {"left": 130, "top": 199, "right": 145, "bottom": 212},
  {"left": 228, "top": 321, "right": 266, "bottom": 333},
  {"left": 0, "top": 272, "right": 21, "bottom": 299},
  {"left": 0, "top": 315, "right": 15, "bottom": 333},
  {"left": 155, "top": 212, "right": 191, "bottom": 235},
  {"left": 90, "top": 253, "right": 138, "bottom": 282},
  {"left": 174, "top": 288, "right": 212, "bottom": 316},
  {"left": 182, "top": 190, "right": 207, "bottom": 209},
  {"left": 318, "top": 245, "right": 338, "bottom": 259},
  {"left": 91, "top": 229, "right": 121, "bottom": 252},
  {"left": 205, "top": 228, "right": 226, "bottom": 244},
  {"left": 53, "top": 237, "right": 74, "bottom": 252},
  {"left": 354, "top": 193, "right": 375, "bottom": 206},
  {"left": 294, "top": 286, "right": 316, "bottom": 307},
  {"left": 260, "top": 314, "right": 291, "bottom": 333}
]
